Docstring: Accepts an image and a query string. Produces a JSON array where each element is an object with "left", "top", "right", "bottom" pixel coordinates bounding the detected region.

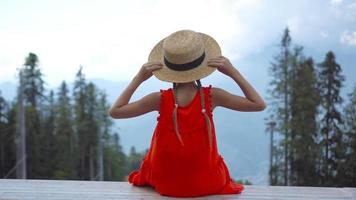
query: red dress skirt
[{"left": 128, "top": 85, "right": 244, "bottom": 197}]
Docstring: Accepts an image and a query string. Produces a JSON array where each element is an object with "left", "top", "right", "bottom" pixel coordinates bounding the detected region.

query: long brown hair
[{"left": 171, "top": 80, "right": 213, "bottom": 151}]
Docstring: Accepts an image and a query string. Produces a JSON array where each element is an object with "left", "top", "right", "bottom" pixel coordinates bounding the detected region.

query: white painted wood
[{"left": 0, "top": 179, "right": 355, "bottom": 200}]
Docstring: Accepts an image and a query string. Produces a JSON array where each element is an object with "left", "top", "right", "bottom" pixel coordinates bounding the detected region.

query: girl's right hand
[{"left": 135, "top": 61, "right": 163, "bottom": 82}]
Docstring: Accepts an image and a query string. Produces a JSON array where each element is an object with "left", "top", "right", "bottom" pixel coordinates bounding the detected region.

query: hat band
[{"left": 164, "top": 52, "right": 205, "bottom": 71}]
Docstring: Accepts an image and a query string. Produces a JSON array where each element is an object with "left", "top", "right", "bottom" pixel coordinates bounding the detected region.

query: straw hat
[{"left": 148, "top": 30, "right": 221, "bottom": 83}]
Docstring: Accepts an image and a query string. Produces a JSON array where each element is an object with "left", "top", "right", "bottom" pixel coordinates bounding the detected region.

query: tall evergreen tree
[
  {"left": 18, "top": 52, "right": 46, "bottom": 178},
  {"left": 22, "top": 53, "right": 45, "bottom": 108},
  {"left": 72, "top": 68, "right": 103, "bottom": 180},
  {"left": 288, "top": 45, "right": 302, "bottom": 185},
  {"left": 290, "top": 56, "right": 320, "bottom": 186},
  {"left": 96, "top": 91, "right": 113, "bottom": 181},
  {"left": 342, "top": 85, "right": 356, "bottom": 186},
  {"left": 39, "top": 90, "right": 57, "bottom": 178},
  {"left": 53, "top": 81, "right": 78, "bottom": 179},
  {"left": 317, "top": 51, "right": 345, "bottom": 186},
  {"left": 85, "top": 82, "right": 100, "bottom": 180},
  {"left": 15, "top": 70, "right": 27, "bottom": 178},
  {"left": 73, "top": 66, "right": 90, "bottom": 180},
  {"left": 267, "top": 27, "right": 293, "bottom": 185}
]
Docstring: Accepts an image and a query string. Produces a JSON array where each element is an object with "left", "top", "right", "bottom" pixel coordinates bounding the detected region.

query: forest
[
  {"left": 0, "top": 56, "right": 146, "bottom": 181},
  {"left": 266, "top": 28, "right": 356, "bottom": 187},
  {"left": 0, "top": 27, "right": 355, "bottom": 186}
]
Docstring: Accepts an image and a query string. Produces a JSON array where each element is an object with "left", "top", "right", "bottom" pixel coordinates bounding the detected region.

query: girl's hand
[
  {"left": 207, "top": 56, "right": 236, "bottom": 77},
  {"left": 135, "top": 61, "right": 163, "bottom": 82}
]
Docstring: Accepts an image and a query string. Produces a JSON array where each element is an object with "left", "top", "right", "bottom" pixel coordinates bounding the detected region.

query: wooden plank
[{"left": 0, "top": 179, "right": 355, "bottom": 200}]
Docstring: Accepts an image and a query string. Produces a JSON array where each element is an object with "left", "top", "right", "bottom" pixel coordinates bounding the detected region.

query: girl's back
[
  {"left": 128, "top": 85, "right": 238, "bottom": 197},
  {"left": 109, "top": 30, "right": 266, "bottom": 198}
]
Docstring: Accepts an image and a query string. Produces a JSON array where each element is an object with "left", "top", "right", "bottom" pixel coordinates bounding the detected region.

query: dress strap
[{"left": 202, "top": 85, "right": 213, "bottom": 117}]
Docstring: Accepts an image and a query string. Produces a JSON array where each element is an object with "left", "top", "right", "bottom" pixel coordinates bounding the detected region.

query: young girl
[{"left": 109, "top": 30, "right": 266, "bottom": 198}]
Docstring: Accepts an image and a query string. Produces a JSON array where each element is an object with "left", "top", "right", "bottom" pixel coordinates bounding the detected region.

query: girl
[{"left": 109, "top": 30, "right": 266, "bottom": 198}]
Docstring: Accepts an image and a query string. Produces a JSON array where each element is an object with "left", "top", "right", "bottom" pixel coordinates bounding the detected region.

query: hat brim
[{"left": 148, "top": 32, "right": 221, "bottom": 83}]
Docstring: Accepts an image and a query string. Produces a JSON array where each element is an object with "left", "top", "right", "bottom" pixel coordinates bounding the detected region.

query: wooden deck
[{"left": 0, "top": 179, "right": 355, "bottom": 200}]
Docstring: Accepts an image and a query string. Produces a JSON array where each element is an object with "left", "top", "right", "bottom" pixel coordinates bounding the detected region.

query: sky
[
  {"left": 1, "top": 0, "right": 355, "bottom": 88},
  {"left": 0, "top": 0, "right": 355, "bottom": 185}
]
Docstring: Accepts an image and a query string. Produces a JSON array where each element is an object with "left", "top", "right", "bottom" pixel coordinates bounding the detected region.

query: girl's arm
[
  {"left": 109, "top": 62, "right": 162, "bottom": 119},
  {"left": 207, "top": 56, "right": 266, "bottom": 112}
]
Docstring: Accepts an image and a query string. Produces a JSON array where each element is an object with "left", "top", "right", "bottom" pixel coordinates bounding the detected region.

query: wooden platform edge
[{"left": 0, "top": 179, "right": 356, "bottom": 200}]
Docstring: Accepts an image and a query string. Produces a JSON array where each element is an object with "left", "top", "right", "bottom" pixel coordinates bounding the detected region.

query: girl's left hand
[{"left": 207, "top": 56, "right": 236, "bottom": 77}]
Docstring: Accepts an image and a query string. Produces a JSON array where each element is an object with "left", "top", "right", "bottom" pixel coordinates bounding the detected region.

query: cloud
[
  {"left": 330, "top": 0, "right": 343, "bottom": 5},
  {"left": 320, "top": 31, "right": 329, "bottom": 38},
  {"left": 340, "top": 30, "right": 356, "bottom": 46},
  {"left": 0, "top": 0, "right": 265, "bottom": 86},
  {"left": 330, "top": 0, "right": 356, "bottom": 22},
  {"left": 1, "top": 0, "right": 355, "bottom": 86}
]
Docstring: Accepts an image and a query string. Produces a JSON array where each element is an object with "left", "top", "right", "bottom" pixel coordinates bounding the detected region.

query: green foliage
[
  {"left": 290, "top": 56, "right": 320, "bottom": 186},
  {"left": 0, "top": 92, "right": 16, "bottom": 178},
  {"left": 0, "top": 54, "right": 130, "bottom": 181},
  {"left": 234, "top": 179, "right": 252, "bottom": 185},
  {"left": 267, "top": 27, "right": 294, "bottom": 186},
  {"left": 267, "top": 28, "right": 355, "bottom": 187},
  {"left": 342, "top": 85, "right": 356, "bottom": 186},
  {"left": 52, "top": 81, "right": 78, "bottom": 180},
  {"left": 21, "top": 52, "right": 46, "bottom": 108},
  {"left": 104, "top": 134, "right": 127, "bottom": 181},
  {"left": 317, "top": 51, "right": 345, "bottom": 186}
]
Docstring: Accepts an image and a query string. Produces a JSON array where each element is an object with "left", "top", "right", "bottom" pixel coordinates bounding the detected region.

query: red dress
[{"left": 128, "top": 85, "right": 244, "bottom": 197}]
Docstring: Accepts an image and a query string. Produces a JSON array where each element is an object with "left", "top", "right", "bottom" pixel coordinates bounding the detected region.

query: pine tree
[
  {"left": 22, "top": 53, "right": 45, "bottom": 108},
  {"left": 342, "top": 85, "right": 356, "bottom": 186},
  {"left": 317, "top": 51, "right": 345, "bottom": 186},
  {"left": 73, "top": 66, "right": 90, "bottom": 179},
  {"left": 18, "top": 52, "right": 46, "bottom": 178},
  {"left": 40, "top": 90, "right": 57, "bottom": 178},
  {"left": 53, "top": 81, "right": 78, "bottom": 179},
  {"left": 85, "top": 82, "right": 100, "bottom": 180},
  {"left": 267, "top": 27, "right": 293, "bottom": 185},
  {"left": 15, "top": 70, "right": 27, "bottom": 179},
  {"left": 290, "top": 55, "right": 320, "bottom": 186},
  {"left": 96, "top": 91, "right": 114, "bottom": 181}
]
